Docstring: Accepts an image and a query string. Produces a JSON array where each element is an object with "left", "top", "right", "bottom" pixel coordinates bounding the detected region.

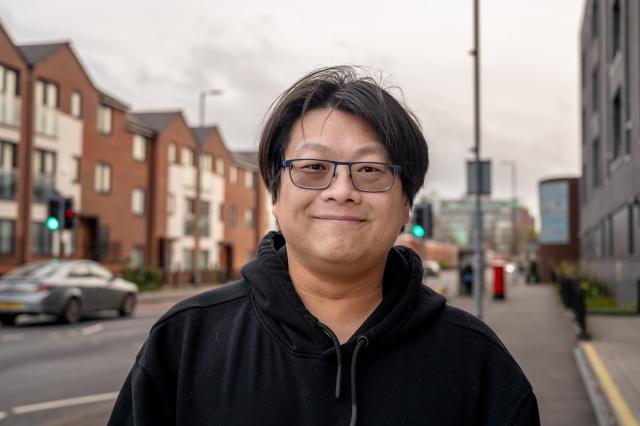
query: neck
[{"left": 287, "top": 249, "right": 385, "bottom": 344}]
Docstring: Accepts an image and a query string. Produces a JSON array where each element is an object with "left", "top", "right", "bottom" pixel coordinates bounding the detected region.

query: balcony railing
[
  {"left": 0, "top": 94, "right": 21, "bottom": 127},
  {"left": 35, "top": 106, "right": 57, "bottom": 137},
  {"left": 33, "top": 174, "right": 55, "bottom": 203},
  {"left": 0, "top": 170, "right": 17, "bottom": 200}
]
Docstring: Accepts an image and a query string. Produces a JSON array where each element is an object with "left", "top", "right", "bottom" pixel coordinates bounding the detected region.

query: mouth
[{"left": 314, "top": 215, "right": 366, "bottom": 224}]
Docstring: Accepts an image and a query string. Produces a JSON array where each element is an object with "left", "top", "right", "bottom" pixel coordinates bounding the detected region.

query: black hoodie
[{"left": 109, "top": 232, "right": 540, "bottom": 426}]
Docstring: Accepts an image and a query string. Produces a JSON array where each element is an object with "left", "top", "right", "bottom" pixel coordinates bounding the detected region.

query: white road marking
[
  {"left": 12, "top": 392, "right": 119, "bottom": 415},
  {"left": 80, "top": 323, "right": 104, "bottom": 336},
  {"left": 0, "top": 333, "right": 25, "bottom": 342},
  {"left": 0, "top": 411, "right": 7, "bottom": 420}
]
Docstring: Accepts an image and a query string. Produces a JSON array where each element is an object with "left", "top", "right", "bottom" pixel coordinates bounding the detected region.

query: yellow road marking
[{"left": 581, "top": 342, "right": 640, "bottom": 426}]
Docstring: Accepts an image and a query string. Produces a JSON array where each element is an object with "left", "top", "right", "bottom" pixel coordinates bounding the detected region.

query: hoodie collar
[{"left": 241, "top": 231, "right": 446, "bottom": 355}]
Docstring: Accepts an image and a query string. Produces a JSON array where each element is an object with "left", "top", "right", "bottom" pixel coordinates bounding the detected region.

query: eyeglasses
[{"left": 280, "top": 159, "right": 401, "bottom": 193}]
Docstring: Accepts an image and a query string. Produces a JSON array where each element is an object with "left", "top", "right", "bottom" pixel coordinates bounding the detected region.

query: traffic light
[
  {"left": 46, "top": 197, "right": 61, "bottom": 231},
  {"left": 63, "top": 197, "right": 75, "bottom": 229},
  {"left": 411, "top": 202, "right": 434, "bottom": 239}
]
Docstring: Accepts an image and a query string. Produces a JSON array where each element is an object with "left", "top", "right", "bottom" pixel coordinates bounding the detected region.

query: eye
[{"left": 357, "top": 164, "right": 385, "bottom": 173}]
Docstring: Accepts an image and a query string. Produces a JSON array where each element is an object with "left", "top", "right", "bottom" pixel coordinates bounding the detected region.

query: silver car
[{"left": 0, "top": 260, "right": 138, "bottom": 326}]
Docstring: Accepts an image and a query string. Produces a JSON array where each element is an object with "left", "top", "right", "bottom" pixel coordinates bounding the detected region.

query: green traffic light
[
  {"left": 46, "top": 217, "right": 60, "bottom": 231},
  {"left": 412, "top": 224, "right": 425, "bottom": 238}
]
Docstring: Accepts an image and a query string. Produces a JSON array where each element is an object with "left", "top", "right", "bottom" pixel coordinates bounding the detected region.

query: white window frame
[
  {"left": 95, "top": 163, "right": 111, "bottom": 193},
  {"left": 97, "top": 105, "right": 112, "bottom": 134},
  {"left": 200, "top": 154, "right": 213, "bottom": 172},
  {"left": 230, "top": 165, "right": 238, "bottom": 184},
  {"left": 71, "top": 91, "right": 82, "bottom": 118},
  {"left": 245, "top": 170, "right": 255, "bottom": 189},
  {"left": 133, "top": 135, "right": 146, "bottom": 161},
  {"left": 216, "top": 158, "right": 225, "bottom": 176},
  {"left": 132, "top": 188, "right": 145, "bottom": 215},
  {"left": 182, "top": 147, "right": 194, "bottom": 167},
  {"left": 168, "top": 143, "right": 177, "bottom": 164}
]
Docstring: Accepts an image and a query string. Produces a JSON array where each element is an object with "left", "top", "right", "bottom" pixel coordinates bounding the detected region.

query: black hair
[{"left": 258, "top": 65, "right": 429, "bottom": 206}]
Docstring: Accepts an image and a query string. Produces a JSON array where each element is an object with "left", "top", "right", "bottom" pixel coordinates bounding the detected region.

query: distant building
[
  {"left": 579, "top": 0, "right": 640, "bottom": 303},
  {"left": 436, "top": 198, "right": 534, "bottom": 256}
]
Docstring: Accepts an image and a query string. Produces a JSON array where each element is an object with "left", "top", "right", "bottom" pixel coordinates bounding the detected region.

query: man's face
[{"left": 273, "top": 108, "right": 410, "bottom": 271}]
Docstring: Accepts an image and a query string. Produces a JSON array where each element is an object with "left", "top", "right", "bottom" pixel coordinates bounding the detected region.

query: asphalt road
[
  {"left": 0, "top": 271, "right": 467, "bottom": 426},
  {"left": 0, "top": 300, "right": 175, "bottom": 426}
]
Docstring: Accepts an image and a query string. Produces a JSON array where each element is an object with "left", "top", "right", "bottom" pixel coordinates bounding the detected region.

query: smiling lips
[{"left": 314, "top": 215, "right": 366, "bottom": 224}]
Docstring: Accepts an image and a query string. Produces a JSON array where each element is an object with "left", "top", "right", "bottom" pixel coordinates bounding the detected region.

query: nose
[{"left": 320, "top": 165, "right": 361, "bottom": 203}]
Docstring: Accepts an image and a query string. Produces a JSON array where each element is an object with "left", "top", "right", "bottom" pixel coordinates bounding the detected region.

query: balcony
[
  {"left": 0, "top": 170, "right": 17, "bottom": 200},
  {"left": 0, "top": 94, "right": 21, "bottom": 127},
  {"left": 33, "top": 174, "right": 55, "bottom": 203},
  {"left": 35, "top": 106, "right": 57, "bottom": 137}
]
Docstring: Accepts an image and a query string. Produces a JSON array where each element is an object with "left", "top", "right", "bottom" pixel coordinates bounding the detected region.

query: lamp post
[
  {"left": 193, "top": 89, "right": 222, "bottom": 287},
  {"left": 500, "top": 160, "right": 518, "bottom": 259}
]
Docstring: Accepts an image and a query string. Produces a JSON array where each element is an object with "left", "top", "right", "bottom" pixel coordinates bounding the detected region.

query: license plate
[{"left": 0, "top": 302, "right": 23, "bottom": 310}]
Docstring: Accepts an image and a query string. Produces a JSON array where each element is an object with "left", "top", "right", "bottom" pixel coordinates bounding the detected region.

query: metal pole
[
  {"left": 194, "top": 92, "right": 205, "bottom": 287},
  {"left": 472, "top": 0, "right": 484, "bottom": 319},
  {"left": 512, "top": 163, "right": 517, "bottom": 258}
]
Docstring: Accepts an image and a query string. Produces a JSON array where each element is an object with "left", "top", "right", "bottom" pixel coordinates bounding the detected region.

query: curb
[{"left": 574, "top": 342, "right": 640, "bottom": 426}]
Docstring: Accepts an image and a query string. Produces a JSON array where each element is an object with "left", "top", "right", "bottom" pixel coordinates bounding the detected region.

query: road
[
  {"left": 0, "top": 270, "right": 512, "bottom": 426},
  {"left": 0, "top": 300, "right": 174, "bottom": 426}
]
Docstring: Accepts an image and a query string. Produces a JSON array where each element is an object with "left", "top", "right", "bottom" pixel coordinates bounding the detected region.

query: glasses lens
[
  {"left": 289, "top": 159, "right": 334, "bottom": 189},
  {"left": 351, "top": 163, "right": 395, "bottom": 192}
]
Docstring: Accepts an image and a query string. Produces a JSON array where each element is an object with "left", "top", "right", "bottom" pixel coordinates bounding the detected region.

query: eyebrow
[{"left": 294, "top": 143, "right": 388, "bottom": 158}]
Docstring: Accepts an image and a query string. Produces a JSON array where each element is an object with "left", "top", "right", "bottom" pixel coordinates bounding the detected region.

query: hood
[{"left": 241, "top": 231, "right": 446, "bottom": 355}]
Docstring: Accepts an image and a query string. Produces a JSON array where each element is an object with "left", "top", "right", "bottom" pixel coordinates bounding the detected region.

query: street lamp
[
  {"left": 194, "top": 89, "right": 223, "bottom": 287},
  {"left": 500, "top": 160, "right": 518, "bottom": 259}
]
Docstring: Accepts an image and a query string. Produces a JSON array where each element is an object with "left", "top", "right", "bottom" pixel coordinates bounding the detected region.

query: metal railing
[
  {"left": 33, "top": 174, "right": 56, "bottom": 203},
  {"left": 0, "top": 170, "right": 17, "bottom": 200}
]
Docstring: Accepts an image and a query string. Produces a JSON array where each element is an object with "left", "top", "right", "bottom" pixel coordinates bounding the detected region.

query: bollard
[
  {"left": 493, "top": 263, "right": 505, "bottom": 300},
  {"left": 574, "top": 281, "right": 591, "bottom": 340}
]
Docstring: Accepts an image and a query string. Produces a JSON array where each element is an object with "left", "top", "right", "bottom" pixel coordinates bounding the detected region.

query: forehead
[{"left": 285, "top": 109, "right": 389, "bottom": 159}]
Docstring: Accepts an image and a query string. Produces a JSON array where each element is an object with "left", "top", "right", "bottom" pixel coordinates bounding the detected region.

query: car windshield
[{"left": 3, "top": 261, "right": 62, "bottom": 278}]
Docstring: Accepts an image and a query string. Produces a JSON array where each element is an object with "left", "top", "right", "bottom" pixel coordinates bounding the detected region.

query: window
[
  {"left": 35, "top": 80, "right": 58, "bottom": 136},
  {"left": 131, "top": 247, "right": 144, "bottom": 268},
  {"left": 99, "top": 226, "right": 110, "bottom": 259},
  {"left": 245, "top": 171, "right": 255, "bottom": 189},
  {"left": 198, "top": 250, "right": 209, "bottom": 270},
  {"left": 97, "top": 105, "right": 112, "bottom": 135},
  {"left": 133, "top": 135, "right": 146, "bottom": 161},
  {"left": 95, "top": 163, "right": 112, "bottom": 193},
  {"left": 216, "top": 158, "right": 225, "bottom": 176},
  {"left": 0, "top": 141, "right": 17, "bottom": 200},
  {"left": 230, "top": 165, "right": 238, "bottom": 184},
  {"left": 612, "top": 90, "right": 622, "bottom": 160},
  {"left": 229, "top": 205, "right": 237, "bottom": 227},
  {"left": 623, "top": 0, "right": 631, "bottom": 156},
  {"left": 200, "top": 154, "right": 213, "bottom": 172},
  {"left": 592, "top": 139, "right": 601, "bottom": 187},
  {"left": 167, "top": 193, "right": 175, "bottom": 215},
  {"left": 245, "top": 208, "right": 255, "bottom": 229},
  {"left": 182, "top": 147, "right": 195, "bottom": 167},
  {"left": 0, "top": 65, "right": 20, "bottom": 127},
  {"left": 591, "top": 0, "right": 598, "bottom": 40},
  {"left": 73, "top": 156, "right": 81, "bottom": 183},
  {"left": 132, "top": 188, "right": 145, "bottom": 215},
  {"left": 168, "top": 143, "right": 177, "bottom": 164},
  {"left": 200, "top": 201, "right": 210, "bottom": 237},
  {"left": 0, "top": 219, "right": 14, "bottom": 254},
  {"left": 31, "top": 222, "right": 53, "bottom": 255},
  {"left": 70, "top": 91, "right": 82, "bottom": 118},
  {"left": 611, "top": 0, "right": 621, "bottom": 59},
  {"left": 591, "top": 69, "right": 599, "bottom": 113},
  {"left": 183, "top": 249, "right": 193, "bottom": 272},
  {"left": 33, "top": 149, "right": 56, "bottom": 202},
  {"left": 184, "top": 198, "right": 195, "bottom": 235}
]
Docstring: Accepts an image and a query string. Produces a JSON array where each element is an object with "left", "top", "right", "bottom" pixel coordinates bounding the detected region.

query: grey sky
[{"left": 0, "top": 0, "right": 585, "bottom": 224}]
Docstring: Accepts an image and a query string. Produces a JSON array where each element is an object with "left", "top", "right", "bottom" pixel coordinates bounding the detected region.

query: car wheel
[
  {"left": 0, "top": 314, "right": 18, "bottom": 326},
  {"left": 60, "top": 298, "right": 82, "bottom": 324},
  {"left": 119, "top": 294, "right": 136, "bottom": 317}
]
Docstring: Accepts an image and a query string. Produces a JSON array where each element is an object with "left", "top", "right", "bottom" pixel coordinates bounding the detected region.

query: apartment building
[
  {"left": 0, "top": 20, "right": 270, "bottom": 283},
  {"left": 580, "top": 0, "right": 640, "bottom": 303}
]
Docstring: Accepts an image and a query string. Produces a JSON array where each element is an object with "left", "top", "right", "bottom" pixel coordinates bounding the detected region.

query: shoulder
[{"left": 152, "top": 280, "right": 250, "bottom": 330}]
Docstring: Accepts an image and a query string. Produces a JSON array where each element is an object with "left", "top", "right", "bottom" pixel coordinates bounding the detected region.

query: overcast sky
[{"left": 0, "top": 0, "right": 585, "bottom": 224}]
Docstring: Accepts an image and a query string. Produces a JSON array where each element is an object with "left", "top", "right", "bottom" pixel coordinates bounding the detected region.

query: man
[{"left": 109, "top": 66, "right": 540, "bottom": 425}]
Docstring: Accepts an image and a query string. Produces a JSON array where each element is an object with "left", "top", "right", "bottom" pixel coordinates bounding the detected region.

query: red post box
[{"left": 493, "top": 263, "right": 505, "bottom": 300}]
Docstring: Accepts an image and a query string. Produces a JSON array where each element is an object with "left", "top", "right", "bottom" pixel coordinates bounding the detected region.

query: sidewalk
[
  {"left": 448, "top": 279, "right": 597, "bottom": 426},
  {"left": 137, "top": 283, "right": 224, "bottom": 304},
  {"left": 575, "top": 314, "right": 640, "bottom": 426}
]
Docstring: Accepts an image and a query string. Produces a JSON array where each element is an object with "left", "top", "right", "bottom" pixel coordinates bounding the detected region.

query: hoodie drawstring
[
  {"left": 349, "top": 335, "right": 368, "bottom": 426},
  {"left": 318, "top": 322, "right": 369, "bottom": 426},
  {"left": 318, "top": 322, "right": 343, "bottom": 399}
]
